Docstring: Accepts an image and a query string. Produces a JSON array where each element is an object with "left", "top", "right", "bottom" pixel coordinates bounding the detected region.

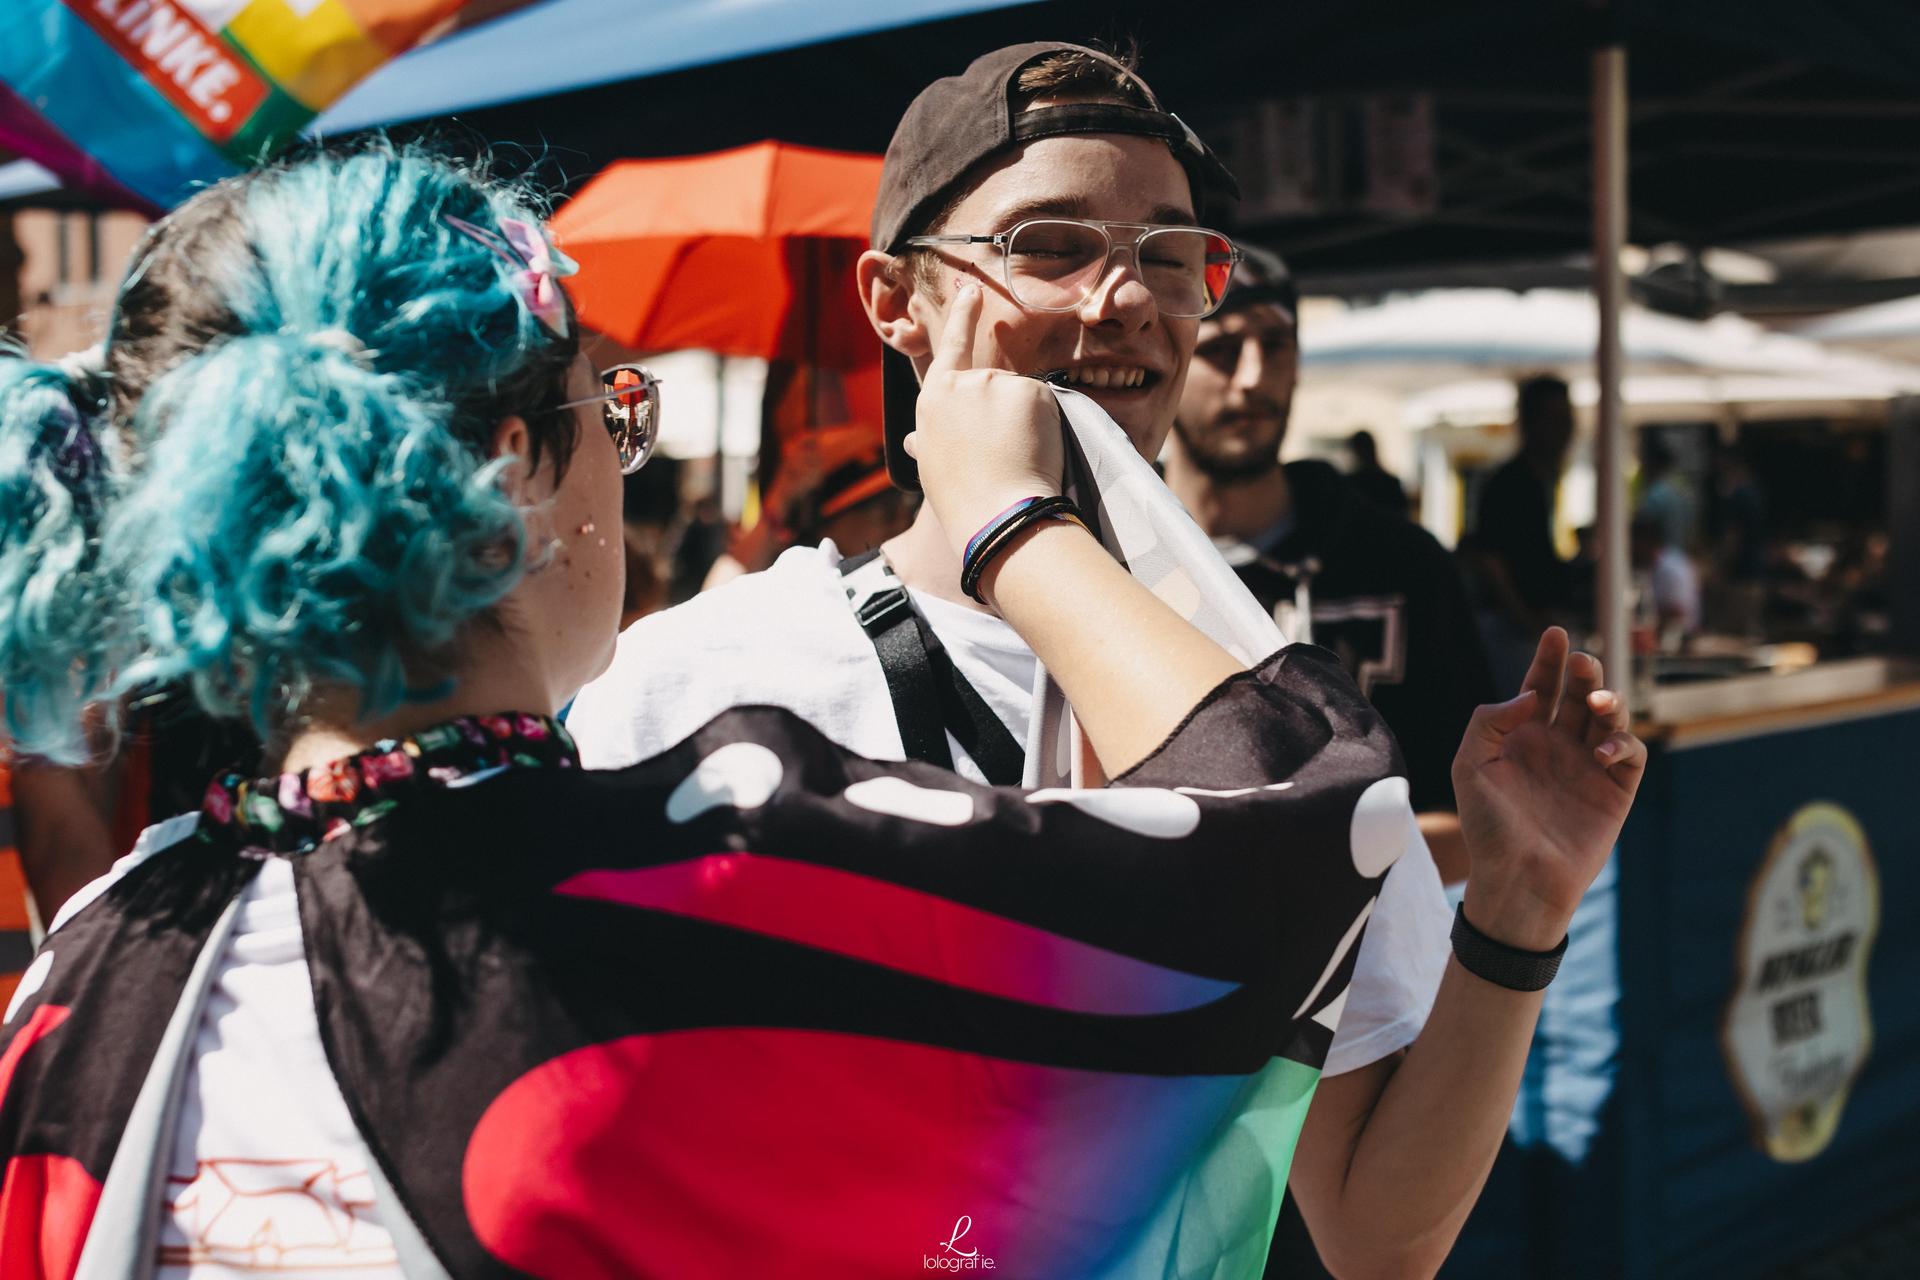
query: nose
[
  {"left": 1076, "top": 242, "right": 1157, "bottom": 332},
  {"left": 1231, "top": 336, "right": 1267, "bottom": 394}
]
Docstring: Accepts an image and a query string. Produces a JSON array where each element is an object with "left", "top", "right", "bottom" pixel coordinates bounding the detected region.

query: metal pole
[
  {"left": 1592, "top": 44, "right": 1631, "bottom": 703},
  {"left": 713, "top": 350, "right": 731, "bottom": 518}
]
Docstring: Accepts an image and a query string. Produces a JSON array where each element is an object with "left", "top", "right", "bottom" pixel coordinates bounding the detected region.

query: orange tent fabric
[{"left": 551, "top": 141, "right": 882, "bottom": 368}]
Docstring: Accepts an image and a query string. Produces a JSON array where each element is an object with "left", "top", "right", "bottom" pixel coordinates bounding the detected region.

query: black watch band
[{"left": 1450, "top": 904, "right": 1568, "bottom": 992}]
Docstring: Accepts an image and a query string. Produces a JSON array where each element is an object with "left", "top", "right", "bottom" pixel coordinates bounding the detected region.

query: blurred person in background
[
  {"left": 701, "top": 426, "right": 914, "bottom": 590},
  {"left": 1632, "top": 514, "right": 1700, "bottom": 646},
  {"left": 1344, "top": 427, "right": 1409, "bottom": 516},
  {"left": 1635, "top": 431, "right": 1696, "bottom": 553},
  {"left": 666, "top": 491, "right": 729, "bottom": 602},
  {"left": 1707, "top": 442, "right": 1768, "bottom": 637},
  {"left": 1710, "top": 442, "right": 1766, "bottom": 582},
  {"left": 1465, "top": 374, "right": 1578, "bottom": 689},
  {"left": 618, "top": 518, "right": 670, "bottom": 630}
]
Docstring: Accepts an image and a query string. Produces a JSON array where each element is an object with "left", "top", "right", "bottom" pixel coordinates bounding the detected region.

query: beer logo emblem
[{"left": 1722, "top": 803, "right": 1878, "bottom": 1162}]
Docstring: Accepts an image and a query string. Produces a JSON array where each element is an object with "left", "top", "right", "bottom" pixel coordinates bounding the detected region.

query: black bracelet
[
  {"left": 960, "top": 496, "right": 1088, "bottom": 602},
  {"left": 1450, "top": 904, "right": 1568, "bottom": 992}
]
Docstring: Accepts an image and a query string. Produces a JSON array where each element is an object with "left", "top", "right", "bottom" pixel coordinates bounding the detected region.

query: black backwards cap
[{"left": 872, "top": 42, "right": 1240, "bottom": 490}]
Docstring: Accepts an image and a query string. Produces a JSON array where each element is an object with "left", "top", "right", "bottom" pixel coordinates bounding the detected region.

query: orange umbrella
[{"left": 551, "top": 140, "right": 882, "bottom": 369}]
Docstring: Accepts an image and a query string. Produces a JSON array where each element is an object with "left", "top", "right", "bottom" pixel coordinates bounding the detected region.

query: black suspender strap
[
  {"left": 847, "top": 557, "right": 955, "bottom": 772},
  {"left": 840, "top": 552, "right": 1026, "bottom": 785}
]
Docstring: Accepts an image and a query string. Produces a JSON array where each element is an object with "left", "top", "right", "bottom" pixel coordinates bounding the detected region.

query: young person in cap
[{"left": 568, "top": 43, "right": 1637, "bottom": 1277}]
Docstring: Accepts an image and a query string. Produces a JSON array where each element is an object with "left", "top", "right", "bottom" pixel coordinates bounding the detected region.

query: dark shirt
[
  {"left": 1227, "top": 460, "right": 1496, "bottom": 814},
  {"left": 1475, "top": 456, "right": 1570, "bottom": 614},
  {"left": 1349, "top": 463, "right": 1408, "bottom": 518}
]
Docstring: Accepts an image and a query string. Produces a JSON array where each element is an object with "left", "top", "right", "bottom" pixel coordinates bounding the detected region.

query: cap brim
[{"left": 882, "top": 345, "right": 921, "bottom": 492}]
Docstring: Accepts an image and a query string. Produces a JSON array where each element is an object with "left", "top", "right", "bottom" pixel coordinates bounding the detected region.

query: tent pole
[{"left": 1592, "top": 43, "right": 1631, "bottom": 706}]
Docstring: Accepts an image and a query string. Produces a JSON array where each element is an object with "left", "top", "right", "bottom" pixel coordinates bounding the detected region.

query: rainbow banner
[{"left": 0, "top": 0, "right": 479, "bottom": 208}]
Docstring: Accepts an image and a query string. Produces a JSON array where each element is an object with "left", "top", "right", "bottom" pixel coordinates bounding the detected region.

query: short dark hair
[{"left": 1516, "top": 374, "right": 1571, "bottom": 425}]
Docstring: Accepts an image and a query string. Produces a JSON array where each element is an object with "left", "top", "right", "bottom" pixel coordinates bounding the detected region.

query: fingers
[
  {"left": 1584, "top": 685, "right": 1629, "bottom": 748},
  {"left": 1467, "top": 688, "right": 1538, "bottom": 745},
  {"left": 1557, "top": 651, "right": 1603, "bottom": 740},
  {"left": 1594, "top": 729, "right": 1647, "bottom": 783},
  {"left": 1453, "top": 688, "right": 1538, "bottom": 776},
  {"left": 1517, "top": 626, "right": 1570, "bottom": 723},
  {"left": 928, "top": 278, "right": 981, "bottom": 376}
]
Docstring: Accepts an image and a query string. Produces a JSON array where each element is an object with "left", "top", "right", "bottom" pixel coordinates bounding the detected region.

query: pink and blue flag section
[
  {"left": 0, "top": 0, "right": 475, "bottom": 209},
  {"left": 0, "top": 648, "right": 1407, "bottom": 1276}
]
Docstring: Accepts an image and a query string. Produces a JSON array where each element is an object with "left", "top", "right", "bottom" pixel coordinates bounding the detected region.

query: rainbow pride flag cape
[{"left": 0, "top": 649, "right": 1408, "bottom": 1275}]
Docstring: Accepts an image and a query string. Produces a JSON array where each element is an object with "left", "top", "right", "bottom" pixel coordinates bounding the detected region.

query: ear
[
  {"left": 857, "top": 250, "right": 935, "bottom": 360},
  {"left": 488, "top": 414, "right": 541, "bottom": 503}
]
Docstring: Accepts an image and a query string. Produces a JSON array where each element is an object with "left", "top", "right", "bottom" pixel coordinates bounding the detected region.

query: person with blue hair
[{"left": 0, "top": 141, "right": 1642, "bottom": 1275}]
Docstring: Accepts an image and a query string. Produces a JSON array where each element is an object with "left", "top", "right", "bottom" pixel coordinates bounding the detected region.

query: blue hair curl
[{"left": 0, "top": 358, "right": 113, "bottom": 760}]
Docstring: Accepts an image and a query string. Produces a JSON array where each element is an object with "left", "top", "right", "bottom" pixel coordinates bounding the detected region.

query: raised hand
[
  {"left": 1453, "top": 627, "right": 1646, "bottom": 950},
  {"left": 905, "top": 278, "right": 1065, "bottom": 555}
]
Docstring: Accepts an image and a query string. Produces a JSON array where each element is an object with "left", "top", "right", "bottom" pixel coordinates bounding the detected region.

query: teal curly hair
[{"left": 0, "top": 140, "right": 583, "bottom": 760}]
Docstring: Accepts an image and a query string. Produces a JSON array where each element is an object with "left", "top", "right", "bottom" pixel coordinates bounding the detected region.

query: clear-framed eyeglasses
[
  {"left": 558, "top": 362, "right": 661, "bottom": 475},
  {"left": 902, "top": 218, "right": 1243, "bottom": 319}
]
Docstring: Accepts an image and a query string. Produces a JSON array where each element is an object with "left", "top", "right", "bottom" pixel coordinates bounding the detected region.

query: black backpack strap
[{"left": 840, "top": 553, "right": 1025, "bottom": 785}]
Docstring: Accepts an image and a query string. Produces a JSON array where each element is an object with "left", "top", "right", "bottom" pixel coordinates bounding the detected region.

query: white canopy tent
[
  {"left": 1301, "top": 288, "right": 1920, "bottom": 391},
  {"left": 1795, "top": 294, "right": 1920, "bottom": 361},
  {"left": 1402, "top": 369, "right": 1920, "bottom": 427}
]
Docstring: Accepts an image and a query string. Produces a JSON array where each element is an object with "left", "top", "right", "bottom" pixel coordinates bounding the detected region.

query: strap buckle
[{"left": 854, "top": 586, "right": 916, "bottom": 637}]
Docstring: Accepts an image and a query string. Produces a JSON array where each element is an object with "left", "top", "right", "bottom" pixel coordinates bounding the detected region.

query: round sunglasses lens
[{"left": 605, "top": 370, "right": 655, "bottom": 473}]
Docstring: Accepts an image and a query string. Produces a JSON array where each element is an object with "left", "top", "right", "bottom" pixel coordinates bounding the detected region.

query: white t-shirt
[
  {"left": 567, "top": 541, "right": 1452, "bottom": 1076},
  {"left": 46, "top": 821, "right": 400, "bottom": 1278}
]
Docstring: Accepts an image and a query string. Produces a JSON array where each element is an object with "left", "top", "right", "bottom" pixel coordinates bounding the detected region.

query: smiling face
[
  {"left": 893, "top": 133, "right": 1201, "bottom": 458},
  {"left": 1171, "top": 302, "right": 1299, "bottom": 480}
]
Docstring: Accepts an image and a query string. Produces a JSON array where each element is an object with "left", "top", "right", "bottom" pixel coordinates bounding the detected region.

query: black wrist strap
[{"left": 1450, "top": 904, "right": 1567, "bottom": 992}]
